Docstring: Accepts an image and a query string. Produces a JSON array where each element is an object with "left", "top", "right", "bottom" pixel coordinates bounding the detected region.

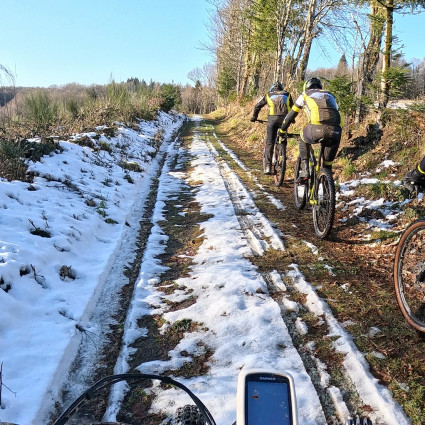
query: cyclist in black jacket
[
  {"left": 250, "top": 82, "right": 293, "bottom": 175},
  {"left": 405, "top": 154, "right": 425, "bottom": 186},
  {"left": 279, "top": 77, "right": 343, "bottom": 180}
]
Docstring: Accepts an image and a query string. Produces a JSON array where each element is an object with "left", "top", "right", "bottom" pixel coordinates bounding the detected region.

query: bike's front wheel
[
  {"left": 394, "top": 219, "right": 425, "bottom": 333},
  {"left": 174, "top": 405, "right": 206, "bottom": 425},
  {"left": 273, "top": 142, "right": 286, "bottom": 187},
  {"left": 312, "top": 168, "right": 335, "bottom": 239},
  {"left": 294, "top": 156, "right": 307, "bottom": 209}
]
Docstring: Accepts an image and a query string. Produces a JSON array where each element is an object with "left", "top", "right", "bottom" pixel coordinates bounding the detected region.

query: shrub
[
  {"left": 0, "top": 139, "right": 27, "bottom": 180},
  {"left": 355, "top": 181, "right": 407, "bottom": 201},
  {"left": 65, "top": 97, "right": 80, "bottom": 119},
  {"left": 120, "top": 161, "right": 142, "bottom": 172},
  {"left": 338, "top": 156, "right": 356, "bottom": 179},
  {"left": 159, "top": 84, "right": 182, "bottom": 112},
  {"left": 23, "top": 90, "right": 58, "bottom": 131}
]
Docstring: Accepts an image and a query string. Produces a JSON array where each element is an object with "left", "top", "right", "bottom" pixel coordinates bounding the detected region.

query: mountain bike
[
  {"left": 293, "top": 140, "right": 336, "bottom": 239},
  {"left": 0, "top": 371, "right": 373, "bottom": 425},
  {"left": 394, "top": 218, "right": 425, "bottom": 334},
  {"left": 253, "top": 120, "right": 295, "bottom": 186}
]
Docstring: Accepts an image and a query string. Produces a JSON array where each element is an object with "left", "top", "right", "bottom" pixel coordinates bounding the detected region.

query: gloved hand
[
  {"left": 278, "top": 129, "right": 287, "bottom": 138},
  {"left": 250, "top": 116, "right": 257, "bottom": 122}
]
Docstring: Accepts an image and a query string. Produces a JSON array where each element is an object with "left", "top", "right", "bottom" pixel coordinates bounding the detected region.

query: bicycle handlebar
[
  {"left": 252, "top": 120, "right": 298, "bottom": 139},
  {"left": 52, "top": 373, "right": 216, "bottom": 425},
  {"left": 281, "top": 133, "right": 299, "bottom": 138},
  {"left": 0, "top": 370, "right": 375, "bottom": 425}
]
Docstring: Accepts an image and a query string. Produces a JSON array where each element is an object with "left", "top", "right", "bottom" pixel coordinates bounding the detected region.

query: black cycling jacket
[{"left": 252, "top": 90, "right": 293, "bottom": 119}]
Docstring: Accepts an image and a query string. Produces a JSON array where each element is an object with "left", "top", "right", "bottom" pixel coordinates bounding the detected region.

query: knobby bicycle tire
[
  {"left": 274, "top": 141, "right": 287, "bottom": 187},
  {"left": 394, "top": 219, "right": 425, "bottom": 333},
  {"left": 312, "top": 168, "right": 335, "bottom": 239},
  {"left": 174, "top": 405, "right": 206, "bottom": 425},
  {"left": 294, "top": 156, "right": 307, "bottom": 209}
]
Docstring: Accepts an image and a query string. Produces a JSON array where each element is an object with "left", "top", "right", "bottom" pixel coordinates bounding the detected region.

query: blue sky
[
  {"left": 1, "top": 0, "right": 213, "bottom": 87},
  {"left": 1, "top": 1, "right": 424, "bottom": 88},
  {"left": 310, "top": 12, "right": 425, "bottom": 70}
]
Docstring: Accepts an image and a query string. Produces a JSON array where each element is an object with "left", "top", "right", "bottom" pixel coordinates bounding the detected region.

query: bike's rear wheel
[
  {"left": 394, "top": 219, "right": 425, "bottom": 333},
  {"left": 294, "top": 156, "right": 307, "bottom": 209},
  {"left": 273, "top": 142, "right": 286, "bottom": 187},
  {"left": 312, "top": 168, "right": 335, "bottom": 239}
]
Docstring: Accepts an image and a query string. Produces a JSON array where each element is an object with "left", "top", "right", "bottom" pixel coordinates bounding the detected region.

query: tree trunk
[
  {"left": 354, "top": 1, "right": 384, "bottom": 123},
  {"left": 293, "top": 0, "right": 316, "bottom": 82},
  {"left": 298, "top": 34, "right": 315, "bottom": 81},
  {"left": 274, "top": 0, "right": 294, "bottom": 81},
  {"left": 380, "top": 0, "right": 394, "bottom": 109}
]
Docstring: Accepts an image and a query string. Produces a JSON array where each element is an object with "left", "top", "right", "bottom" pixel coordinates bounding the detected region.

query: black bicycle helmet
[
  {"left": 270, "top": 81, "right": 283, "bottom": 92},
  {"left": 303, "top": 77, "right": 322, "bottom": 91}
]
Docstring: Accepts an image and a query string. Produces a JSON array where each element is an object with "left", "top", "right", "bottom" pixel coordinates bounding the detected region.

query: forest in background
[
  {"left": 1, "top": 0, "right": 425, "bottom": 176},
  {"left": 206, "top": 0, "right": 425, "bottom": 123}
]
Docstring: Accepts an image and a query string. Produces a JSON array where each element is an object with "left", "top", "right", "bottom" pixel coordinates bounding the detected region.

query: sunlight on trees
[{"left": 208, "top": 0, "right": 425, "bottom": 127}]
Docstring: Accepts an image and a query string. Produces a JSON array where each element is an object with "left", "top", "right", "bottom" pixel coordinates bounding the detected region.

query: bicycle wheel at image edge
[
  {"left": 312, "top": 168, "right": 335, "bottom": 239},
  {"left": 394, "top": 219, "right": 425, "bottom": 333},
  {"left": 294, "top": 156, "right": 307, "bottom": 209},
  {"left": 274, "top": 142, "right": 286, "bottom": 187}
]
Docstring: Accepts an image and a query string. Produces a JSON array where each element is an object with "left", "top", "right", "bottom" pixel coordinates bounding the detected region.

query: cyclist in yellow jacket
[
  {"left": 279, "top": 77, "right": 343, "bottom": 180},
  {"left": 405, "top": 155, "right": 425, "bottom": 186},
  {"left": 250, "top": 82, "right": 293, "bottom": 174}
]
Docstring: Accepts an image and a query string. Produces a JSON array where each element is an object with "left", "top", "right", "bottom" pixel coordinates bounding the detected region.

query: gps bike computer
[{"left": 236, "top": 369, "right": 298, "bottom": 425}]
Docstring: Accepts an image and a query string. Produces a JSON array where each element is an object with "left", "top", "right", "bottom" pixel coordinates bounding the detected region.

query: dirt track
[{"left": 54, "top": 118, "right": 424, "bottom": 425}]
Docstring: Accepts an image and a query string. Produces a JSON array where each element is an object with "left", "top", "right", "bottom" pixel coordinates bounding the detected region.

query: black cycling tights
[{"left": 299, "top": 140, "right": 339, "bottom": 165}]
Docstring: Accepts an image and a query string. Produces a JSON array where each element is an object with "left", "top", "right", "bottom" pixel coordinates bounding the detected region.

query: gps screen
[{"left": 247, "top": 379, "right": 292, "bottom": 425}]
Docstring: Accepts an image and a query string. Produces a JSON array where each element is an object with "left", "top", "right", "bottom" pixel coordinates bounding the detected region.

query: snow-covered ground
[
  {"left": 0, "top": 116, "right": 413, "bottom": 425},
  {"left": 104, "top": 120, "right": 410, "bottom": 425},
  {"left": 0, "top": 111, "right": 185, "bottom": 424}
]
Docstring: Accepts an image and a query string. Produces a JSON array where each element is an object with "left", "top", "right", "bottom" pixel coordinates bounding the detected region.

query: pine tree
[{"left": 335, "top": 54, "right": 349, "bottom": 77}]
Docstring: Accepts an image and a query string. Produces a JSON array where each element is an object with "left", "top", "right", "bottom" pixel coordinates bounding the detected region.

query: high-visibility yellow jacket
[{"left": 252, "top": 90, "right": 293, "bottom": 119}]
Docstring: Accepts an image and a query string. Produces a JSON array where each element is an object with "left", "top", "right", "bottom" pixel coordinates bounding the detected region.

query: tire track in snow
[
  {"left": 105, "top": 118, "right": 327, "bottom": 425},
  {"left": 210, "top": 127, "right": 286, "bottom": 212},
  {"left": 103, "top": 117, "right": 409, "bottom": 425},
  {"left": 205, "top": 139, "right": 285, "bottom": 256},
  {"left": 53, "top": 128, "right": 185, "bottom": 424},
  {"left": 207, "top": 123, "right": 411, "bottom": 425}
]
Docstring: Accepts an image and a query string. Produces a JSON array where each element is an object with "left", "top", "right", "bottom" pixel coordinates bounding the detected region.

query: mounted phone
[{"left": 236, "top": 369, "right": 298, "bottom": 425}]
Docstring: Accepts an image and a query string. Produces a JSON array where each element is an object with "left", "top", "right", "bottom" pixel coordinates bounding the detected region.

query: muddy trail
[{"left": 54, "top": 117, "right": 424, "bottom": 425}]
